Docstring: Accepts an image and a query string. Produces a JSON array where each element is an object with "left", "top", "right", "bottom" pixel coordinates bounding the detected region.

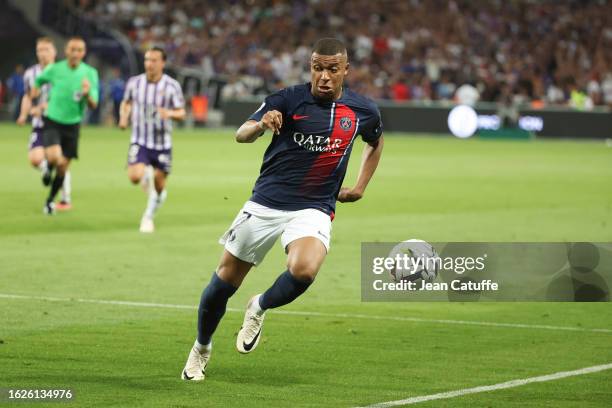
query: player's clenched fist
[
  {"left": 337, "top": 186, "right": 363, "bottom": 203},
  {"left": 82, "top": 78, "right": 90, "bottom": 96},
  {"left": 258, "top": 110, "right": 283, "bottom": 134},
  {"left": 118, "top": 116, "right": 129, "bottom": 129}
]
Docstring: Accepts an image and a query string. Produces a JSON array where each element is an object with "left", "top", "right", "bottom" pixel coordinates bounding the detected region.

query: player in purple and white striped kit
[
  {"left": 119, "top": 47, "right": 186, "bottom": 233},
  {"left": 17, "top": 37, "right": 72, "bottom": 208}
]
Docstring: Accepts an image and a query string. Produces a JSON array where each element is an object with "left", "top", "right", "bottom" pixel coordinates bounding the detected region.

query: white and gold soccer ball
[{"left": 388, "top": 239, "right": 439, "bottom": 283}]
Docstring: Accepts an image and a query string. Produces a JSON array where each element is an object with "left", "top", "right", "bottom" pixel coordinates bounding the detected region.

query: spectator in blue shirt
[
  {"left": 108, "top": 68, "right": 125, "bottom": 124},
  {"left": 7, "top": 64, "right": 25, "bottom": 120}
]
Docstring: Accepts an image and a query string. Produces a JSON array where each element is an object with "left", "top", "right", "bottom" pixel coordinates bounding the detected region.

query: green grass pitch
[{"left": 0, "top": 123, "right": 611, "bottom": 407}]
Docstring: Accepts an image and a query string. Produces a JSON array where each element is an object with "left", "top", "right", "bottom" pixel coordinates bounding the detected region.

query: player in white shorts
[
  {"left": 181, "top": 38, "right": 384, "bottom": 381},
  {"left": 220, "top": 201, "right": 331, "bottom": 265}
]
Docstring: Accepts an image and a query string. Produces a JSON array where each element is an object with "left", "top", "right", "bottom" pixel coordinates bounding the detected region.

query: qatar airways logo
[{"left": 293, "top": 132, "right": 343, "bottom": 154}]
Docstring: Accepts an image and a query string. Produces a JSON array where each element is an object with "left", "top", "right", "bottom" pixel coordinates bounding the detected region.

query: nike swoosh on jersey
[
  {"left": 242, "top": 327, "right": 262, "bottom": 351},
  {"left": 292, "top": 114, "right": 309, "bottom": 120}
]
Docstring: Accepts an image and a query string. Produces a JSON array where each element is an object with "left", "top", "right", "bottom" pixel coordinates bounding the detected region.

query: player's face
[
  {"left": 144, "top": 51, "right": 165, "bottom": 78},
  {"left": 65, "top": 40, "right": 86, "bottom": 66},
  {"left": 36, "top": 42, "right": 56, "bottom": 66},
  {"left": 310, "top": 52, "right": 349, "bottom": 101}
]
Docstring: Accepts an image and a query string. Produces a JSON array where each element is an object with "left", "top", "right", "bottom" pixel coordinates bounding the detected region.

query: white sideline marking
[
  {"left": 357, "top": 362, "right": 612, "bottom": 407},
  {"left": 1, "top": 293, "right": 611, "bottom": 334}
]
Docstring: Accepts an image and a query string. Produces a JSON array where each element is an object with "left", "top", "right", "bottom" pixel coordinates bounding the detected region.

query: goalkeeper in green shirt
[{"left": 32, "top": 36, "right": 99, "bottom": 215}]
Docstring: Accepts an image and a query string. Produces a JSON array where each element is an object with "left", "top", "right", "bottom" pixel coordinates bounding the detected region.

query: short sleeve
[
  {"left": 248, "top": 90, "right": 288, "bottom": 122},
  {"left": 35, "top": 64, "right": 53, "bottom": 88},
  {"left": 169, "top": 81, "right": 185, "bottom": 109},
  {"left": 123, "top": 77, "right": 136, "bottom": 102},
  {"left": 360, "top": 103, "right": 383, "bottom": 143},
  {"left": 24, "top": 69, "right": 34, "bottom": 94}
]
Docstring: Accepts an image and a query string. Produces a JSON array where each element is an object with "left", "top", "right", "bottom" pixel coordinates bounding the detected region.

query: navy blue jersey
[{"left": 247, "top": 83, "right": 383, "bottom": 216}]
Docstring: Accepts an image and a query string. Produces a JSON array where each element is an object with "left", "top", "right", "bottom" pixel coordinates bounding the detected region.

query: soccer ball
[{"left": 388, "top": 239, "right": 439, "bottom": 283}]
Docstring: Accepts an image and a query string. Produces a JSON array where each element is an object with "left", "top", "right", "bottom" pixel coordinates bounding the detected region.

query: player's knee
[
  {"left": 128, "top": 173, "right": 141, "bottom": 184},
  {"left": 216, "top": 263, "right": 243, "bottom": 288},
  {"left": 29, "top": 156, "right": 43, "bottom": 167},
  {"left": 56, "top": 159, "right": 69, "bottom": 173},
  {"left": 287, "top": 260, "right": 319, "bottom": 283},
  {"left": 46, "top": 154, "right": 59, "bottom": 165}
]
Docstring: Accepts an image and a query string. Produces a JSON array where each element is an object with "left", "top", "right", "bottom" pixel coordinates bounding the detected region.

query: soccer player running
[
  {"left": 182, "top": 38, "right": 384, "bottom": 381},
  {"left": 18, "top": 38, "right": 72, "bottom": 209},
  {"left": 118, "top": 47, "right": 185, "bottom": 233},
  {"left": 31, "top": 37, "right": 99, "bottom": 215}
]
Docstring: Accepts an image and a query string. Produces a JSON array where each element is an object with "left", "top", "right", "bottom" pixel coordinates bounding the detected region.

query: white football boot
[
  {"left": 236, "top": 295, "right": 266, "bottom": 354},
  {"left": 181, "top": 342, "right": 211, "bottom": 381},
  {"left": 139, "top": 216, "right": 154, "bottom": 233}
]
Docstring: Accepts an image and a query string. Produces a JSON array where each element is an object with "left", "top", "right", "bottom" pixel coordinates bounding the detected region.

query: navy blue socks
[
  {"left": 197, "top": 272, "right": 238, "bottom": 346},
  {"left": 197, "top": 269, "right": 312, "bottom": 345},
  {"left": 258, "top": 270, "right": 312, "bottom": 310}
]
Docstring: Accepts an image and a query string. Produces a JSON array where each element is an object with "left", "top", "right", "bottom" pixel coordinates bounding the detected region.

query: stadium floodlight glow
[{"left": 447, "top": 105, "right": 478, "bottom": 138}]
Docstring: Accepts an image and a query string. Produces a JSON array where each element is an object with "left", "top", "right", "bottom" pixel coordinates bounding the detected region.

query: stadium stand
[
  {"left": 3, "top": 0, "right": 612, "bottom": 120},
  {"left": 67, "top": 0, "right": 612, "bottom": 107}
]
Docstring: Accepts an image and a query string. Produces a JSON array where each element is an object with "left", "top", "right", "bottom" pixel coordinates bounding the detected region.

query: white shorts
[{"left": 219, "top": 201, "right": 332, "bottom": 265}]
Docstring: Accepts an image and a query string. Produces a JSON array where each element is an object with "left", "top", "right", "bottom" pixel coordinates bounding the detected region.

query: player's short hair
[
  {"left": 37, "top": 36, "right": 54, "bottom": 45},
  {"left": 146, "top": 46, "right": 167, "bottom": 61},
  {"left": 312, "top": 38, "right": 347, "bottom": 56},
  {"left": 67, "top": 36, "right": 85, "bottom": 43}
]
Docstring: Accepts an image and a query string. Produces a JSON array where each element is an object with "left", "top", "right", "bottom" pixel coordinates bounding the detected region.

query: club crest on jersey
[{"left": 340, "top": 116, "right": 352, "bottom": 131}]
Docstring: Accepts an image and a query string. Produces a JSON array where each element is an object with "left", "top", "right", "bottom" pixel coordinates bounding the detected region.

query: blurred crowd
[{"left": 21, "top": 0, "right": 612, "bottom": 108}]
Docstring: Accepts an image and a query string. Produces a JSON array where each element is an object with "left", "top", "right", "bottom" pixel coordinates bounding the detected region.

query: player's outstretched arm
[
  {"left": 337, "top": 135, "right": 384, "bottom": 203},
  {"left": 235, "top": 110, "right": 282, "bottom": 143}
]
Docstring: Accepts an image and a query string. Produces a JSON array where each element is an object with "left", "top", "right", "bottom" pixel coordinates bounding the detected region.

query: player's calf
[
  {"left": 182, "top": 271, "right": 239, "bottom": 374},
  {"left": 197, "top": 272, "right": 239, "bottom": 346},
  {"left": 42, "top": 146, "right": 62, "bottom": 186},
  {"left": 187, "top": 253, "right": 250, "bottom": 362},
  {"left": 45, "top": 158, "right": 70, "bottom": 212},
  {"left": 260, "top": 269, "right": 314, "bottom": 310},
  {"left": 57, "top": 171, "right": 72, "bottom": 210},
  {"left": 29, "top": 148, "right": 50, "bottom": 186},
  {"left": 140, "top": 188, "right": 167, "bottom": 233}
]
